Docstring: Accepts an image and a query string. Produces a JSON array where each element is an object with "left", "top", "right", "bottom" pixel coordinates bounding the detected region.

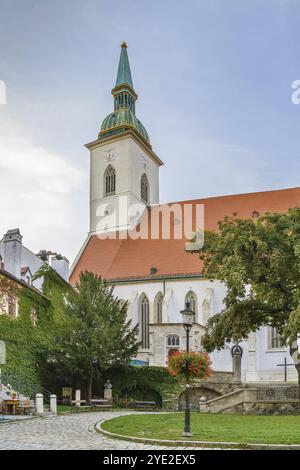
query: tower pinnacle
[{"left": 115, "top": 42, "right": 134, "bottom": 89}]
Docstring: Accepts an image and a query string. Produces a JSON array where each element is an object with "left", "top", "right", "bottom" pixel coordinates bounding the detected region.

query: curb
[{"left": 95, "top": 417, "right": 300, "bottom": 450}]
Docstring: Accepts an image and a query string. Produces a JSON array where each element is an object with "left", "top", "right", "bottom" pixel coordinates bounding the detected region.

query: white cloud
[{"left": 0, "top": 117, "right": 86, "bottom": 260}]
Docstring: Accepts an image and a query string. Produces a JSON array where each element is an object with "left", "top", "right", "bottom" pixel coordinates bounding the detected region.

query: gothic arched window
[
  {"left": 268, "top": 327, "right": 285, "bottom": 349},
  {"left": 154, "top": 292, "right": 163, "bottom": 324},
  {"left": 167, "top": 335, "right": 180, "bottom": 347},
  {"left": 104, "top": 165, "right": 116, "bottom": 196},
  {"left": 139, "top": 294, "right": 150, "bottom": 349},
  {"left": 185, "top": 291, "right": 198, "bottom": 323},
  {"left": 141, "top": 173, "right": 149, "bottom": 204}
]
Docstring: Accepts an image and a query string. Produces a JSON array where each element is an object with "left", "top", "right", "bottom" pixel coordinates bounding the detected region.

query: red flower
[{"left": 167, "top": 351, "right": 212, "bottom": 381}]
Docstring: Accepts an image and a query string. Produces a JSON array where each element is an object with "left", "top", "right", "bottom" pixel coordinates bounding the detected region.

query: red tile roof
[{"left": 70, "top": 187, "right": 300, "bottom": 283}]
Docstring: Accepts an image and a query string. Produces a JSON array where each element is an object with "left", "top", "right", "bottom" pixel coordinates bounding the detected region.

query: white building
[
  {"left": 70, "top": 43, "right": 300, "bottom": 383},
  {"left": 0, "top": 228, "right": 69, "bottom": 293}
]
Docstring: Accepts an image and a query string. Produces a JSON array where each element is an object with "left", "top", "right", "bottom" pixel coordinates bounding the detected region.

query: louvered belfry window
[{"left": 104, "top": 165, "right": 116, "bottom": 196}]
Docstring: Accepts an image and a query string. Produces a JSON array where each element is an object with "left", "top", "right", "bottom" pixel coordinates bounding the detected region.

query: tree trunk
[
  {"left": 289, "top": 345, "right": 300, "bottom": 408},
  {"left": 86, "top": 373, "right": 93, "bottom": 404}
]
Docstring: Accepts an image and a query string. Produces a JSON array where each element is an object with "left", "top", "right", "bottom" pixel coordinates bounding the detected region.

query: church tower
[{"left": 87, "top": 43, "right": 163, "bottom": 235}]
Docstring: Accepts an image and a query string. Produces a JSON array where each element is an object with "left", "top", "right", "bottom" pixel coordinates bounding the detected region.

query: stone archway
[{"left": 178, "top": 386, "right": 221, "bottom": 411}]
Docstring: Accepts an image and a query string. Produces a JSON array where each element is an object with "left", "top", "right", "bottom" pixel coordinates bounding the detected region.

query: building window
[
  {"left": 269, "top": 327, "right": 285, "bottom": 349},
  {"left": 139, "top": 294, "right": 150, "bottom": 349},
  {"left": 7, "top": 294, "right": 16, "bottom": 318},
  {"left": 31, "top": 307, "right": 37, "bottom": 326},
  {"left": 185, "top": 291, "right": 198, "bottom": 323},
  {"left": 167, "top": 335, "right": 180, "bottom": 348},
  {"left": 104, "top": 165, "right": 116, "bottom": 196},
  {"left": 141, "top": 173, "right": 149, "bottom": 204},
  {"left": 166, "top": 335, "right": 180, "bottom": 358},
  {"left": 155, "top": 292, "right": 163, "bottom": 324}
]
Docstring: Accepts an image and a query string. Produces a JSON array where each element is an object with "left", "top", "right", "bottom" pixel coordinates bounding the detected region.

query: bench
[
  {"left": 90, "top": 399, "right": 113, "bottom": 409},
  {"left": 133, "top": 400, "right": 159, "bottom": 410},
  {"left": 70, "top": 400, "right": 92, "bottom": 412}
]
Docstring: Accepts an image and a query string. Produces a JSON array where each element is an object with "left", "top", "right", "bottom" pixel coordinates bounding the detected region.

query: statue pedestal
[
  {"left": 232, "top": 355, "right": 242, "bottom": 382},
  {"left": 104, "top": 389, "right": 112, "bottom": 401}
]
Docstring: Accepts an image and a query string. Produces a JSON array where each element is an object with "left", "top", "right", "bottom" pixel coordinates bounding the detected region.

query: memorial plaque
[
  {"left": 257, "top": 386, "right": 298, "bottom": 402},
  {"left": 62, "top": 387, "right": 72, "bottom": 402}
]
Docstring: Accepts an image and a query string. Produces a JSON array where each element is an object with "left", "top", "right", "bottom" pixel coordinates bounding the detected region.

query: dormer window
[
  {"left": 104, "top": 165, "right": 116, "bottom": 196},
  {"left": 141, "top": 173, "right": 149, "bottom": 204},
  {"left": 21, "top": 267, "right": 32, "bottom": 285}
]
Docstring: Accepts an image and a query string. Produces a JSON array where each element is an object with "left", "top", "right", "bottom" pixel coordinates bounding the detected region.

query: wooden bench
[
  {"left": 133, "top": 400, "right": 159, "bottom": 410},
  {"left": 90, "top": 399, "right": 113, "bottom": 409}
]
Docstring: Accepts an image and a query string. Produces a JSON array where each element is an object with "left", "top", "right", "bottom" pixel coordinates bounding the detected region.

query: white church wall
[
  {"left": 111, "top": 277, "right": 235, "bottom": 371},
  {"left": 128, "top": 138, "right": 159, "bottom": 205},
  {"left": 112, "top": 277, "right": 227, "bottom": 327},
  {"left": 254, "top": 327, "right": 297, "bottom": 382}
]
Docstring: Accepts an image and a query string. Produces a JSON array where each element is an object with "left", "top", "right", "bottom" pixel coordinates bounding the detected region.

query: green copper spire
[
  {"left": 98, "top": 43, "right": 151, "bottom": 147},
  {"left": 116, "top": 42, "right": 134, "bottom": 88}
]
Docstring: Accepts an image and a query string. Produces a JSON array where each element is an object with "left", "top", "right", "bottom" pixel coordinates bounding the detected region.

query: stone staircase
[
  {"left": 199, "top": 388, "right": 257, "bottom": 413},
  {"left": 199, "top": 384, "right": 299, "bottom": 414}
]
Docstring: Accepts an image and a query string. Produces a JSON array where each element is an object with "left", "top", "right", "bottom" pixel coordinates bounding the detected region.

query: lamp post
[{"left": 180, "top": 301, "right": 195, "bottom": 437}]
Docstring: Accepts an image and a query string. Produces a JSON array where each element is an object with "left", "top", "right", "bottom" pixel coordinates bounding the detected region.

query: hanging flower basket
[{"left": 167, "top": 351, "right": 212, "bottom": 381}]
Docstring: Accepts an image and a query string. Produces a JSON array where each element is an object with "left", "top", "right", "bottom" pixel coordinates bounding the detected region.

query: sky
[{"left": 0, "top": 0, "right": 299, "bottom": 263}]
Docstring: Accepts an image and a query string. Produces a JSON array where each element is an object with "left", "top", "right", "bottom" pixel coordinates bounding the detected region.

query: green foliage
[
  {"left": 0, "top": 282, "right": 50, "bottom": 396},
  {"left": 198, "top": 208, "right": 300, "bottom": 357},
  {"left": 0, "top": 267, "right": 70, "bottom": 397},
  {"left": 43, "top": 271, "right": 140, "bottom": 399},
  {"left": 101, "top": 365, "right": 179, "bottom": 406}
]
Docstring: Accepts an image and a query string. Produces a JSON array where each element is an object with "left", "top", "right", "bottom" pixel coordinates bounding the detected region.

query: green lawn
[
  {"left": 101, "top": 413, "right": 300, "bottom": 445},
  {"left": 57, "top": 404, "right": 73, "bottom": 413}
]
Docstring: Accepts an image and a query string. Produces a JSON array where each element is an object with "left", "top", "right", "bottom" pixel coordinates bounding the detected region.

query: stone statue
[
  {"left": 104, "top": 379, "right": 112, "bottom": 401},
  {"left": 104, "top": 379, "right": 112, "bottom": 389}
]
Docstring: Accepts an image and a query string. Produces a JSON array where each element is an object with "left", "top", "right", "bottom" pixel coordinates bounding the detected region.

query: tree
[
  {"left": 196, "top": 208, "right": 300, "bottom": 402},
  {"left": 50, "top": 271, "right": 139, "bottom": 401}
]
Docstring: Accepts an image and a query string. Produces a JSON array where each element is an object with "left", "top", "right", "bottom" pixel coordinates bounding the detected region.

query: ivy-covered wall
[
  {"left": 0, "top": 266, "right": 69, "bottom": 397},
  {"left": 0, "top": 283, "right": 50, "bottom": 396}
]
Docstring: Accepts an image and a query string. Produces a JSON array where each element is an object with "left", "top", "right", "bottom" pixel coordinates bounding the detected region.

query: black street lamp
[{"left": 180, "top": 301, "right": 195, "bottom": 437}]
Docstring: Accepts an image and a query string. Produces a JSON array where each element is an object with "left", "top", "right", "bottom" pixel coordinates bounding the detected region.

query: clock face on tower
[
  {"left": 104, "top": 149, "right": 116, "bottom": 162},
  {"left": 140, "top": 155, "right": 149, "bottom": 170}
]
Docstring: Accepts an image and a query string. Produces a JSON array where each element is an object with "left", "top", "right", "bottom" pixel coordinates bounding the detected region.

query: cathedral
[{"left": 70, "top": 43, "right": 300, "bottom": 383}]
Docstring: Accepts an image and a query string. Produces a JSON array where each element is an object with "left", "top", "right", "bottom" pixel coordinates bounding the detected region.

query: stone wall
[{"left": 199, "top": 385, "right": 299, "bottom": 415}]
